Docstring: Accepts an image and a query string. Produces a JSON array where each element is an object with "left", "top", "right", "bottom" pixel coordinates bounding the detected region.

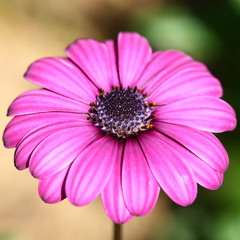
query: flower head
[{"left": 3, "top": 33, "right": 236, "bottom": 223}]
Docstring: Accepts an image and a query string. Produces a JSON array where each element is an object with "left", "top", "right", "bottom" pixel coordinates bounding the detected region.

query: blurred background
[{"left": 0, "top": 0, "right": 239, "bottom": 239}]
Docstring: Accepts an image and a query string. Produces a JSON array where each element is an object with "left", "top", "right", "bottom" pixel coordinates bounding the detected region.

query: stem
[{"left": 113, "top": 223, "right": 122, "bottom": 240}]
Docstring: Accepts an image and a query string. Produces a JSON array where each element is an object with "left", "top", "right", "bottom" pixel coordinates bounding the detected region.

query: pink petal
[
  {"left": 102, "top": 143, "right": 133, "bottom": 224},
  {"left": 15, "top": 121, "right": 91, "bottom": 170},
  {"left": 139, "top": 131, "right": 197, "bottom": 206},
  {"left": 122, "top": 138, "right": 160, "bottom": 216},
  {"left": 24, "top": 57, "right": 97, "bottom": 102},
  {"left": 105, "top": 40, "right": 120, "bottom": 87},
  {"left": 66, "top": 137, "right": 119, "bottom": 206},
  {"left": 118, "top": 32, "right": 152, "bottom": 87},
  {"left": 3, "top": 112, "right": 86, "bottom": 148},
  {"left": 29, "top": 126, "right": 99, "bottom": 179},
  {"left": 154, "top": 96, "right": 236, "bottom": 132},
  {"left": 188, "top": 156, "right": 224, "bottom": 190},
  {"left": 154, "top": 122, "right": 229, "bottom": 172},
  {"left": 8, "top": 89, "right": 89, "bottom": 116},
  {"left": 135, "top": 50, "right": 206, "bottom": 91},
  {"left": 66, "top": 39, "right": 113, "bottom": 92},
  {"left": 38, "top": 165, "right": 70, "bottom": 203},
  {"left": 154, "top": 125, "right": 224, "bottom": 190},
  {"left": 148, "top": 67, "right": 223, "bottom": 104}
]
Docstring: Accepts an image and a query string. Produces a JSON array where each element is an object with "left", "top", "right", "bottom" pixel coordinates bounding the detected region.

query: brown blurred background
[
  {"left": 1, "top": 0, "right": 239, "bottom": 240},
  {"left": 0, "top": 0, "right": 168, "bottom": 239}
]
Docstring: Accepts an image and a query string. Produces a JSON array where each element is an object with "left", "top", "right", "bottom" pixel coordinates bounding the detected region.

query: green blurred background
[{"left": 0, "top": 0, "right": 239, "bottom": 239}]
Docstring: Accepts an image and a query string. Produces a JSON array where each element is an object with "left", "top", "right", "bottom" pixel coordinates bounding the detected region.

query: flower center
[{"left": 88, "top": 85, "right": 155, "bottom": 140}]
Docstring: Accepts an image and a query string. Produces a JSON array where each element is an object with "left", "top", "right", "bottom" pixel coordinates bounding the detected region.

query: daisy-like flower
[{"left": 3, "top": 33, "right": 236, "bottom": 224}]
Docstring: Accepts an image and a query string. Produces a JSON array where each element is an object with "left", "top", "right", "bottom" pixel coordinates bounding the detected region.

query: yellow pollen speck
[
  {"left": 151, "top": 102, "right": 156, "bottom": 106},
  {"left": 146, "top": 124, "right": 153, "bottom": 129},
  {"left": 119, "top": 130, "right": 125, "bottom": 134}
]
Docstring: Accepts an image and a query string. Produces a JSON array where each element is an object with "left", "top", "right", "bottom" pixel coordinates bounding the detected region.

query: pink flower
[{"left": 3, "top": 32, "right": 236, "bottom": 223}]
